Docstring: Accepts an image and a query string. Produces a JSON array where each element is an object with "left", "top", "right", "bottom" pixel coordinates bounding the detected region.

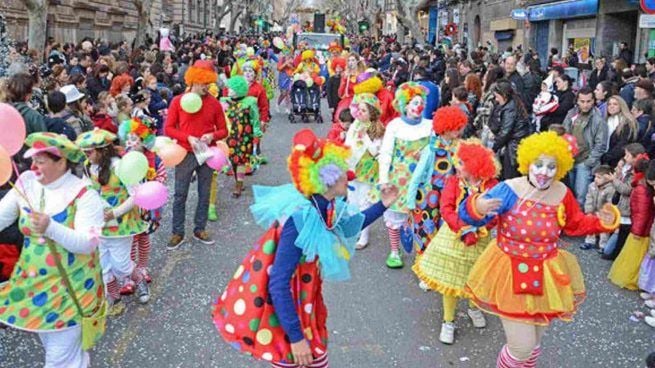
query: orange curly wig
[
  {"left": 109, "top": 74, "right": 134, "bottom": 97},
  {"left": 455, "top": 139, "right": 500, "bottom": 181},
  {"left": 184, "top": 60, "right": 218, "bottom": 86},
  {"left": 432, "top": 106, "right": 468, "bottom": 135}
]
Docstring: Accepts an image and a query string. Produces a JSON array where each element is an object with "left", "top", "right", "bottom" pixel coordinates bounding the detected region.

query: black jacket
[
  {"left": 522, "top": 72, "right": 542, "bottom": 113},
  {"left": 540, "top": 89, "right": 575, "bottom": 131},
  {"left": 326, "top": 75, "right": 341, "bottom": 109},
  {"left": 86, "top": 75, "right": 110, "bottom": 102},
  {"left": 601, "top": 122, "right": 637, "bottom": 168},
  {"left": 588, "top": 66, "right": 608, "bottom": 90},
  {"left": 491, "top": 99, "right": 532, "bottom": 179}
]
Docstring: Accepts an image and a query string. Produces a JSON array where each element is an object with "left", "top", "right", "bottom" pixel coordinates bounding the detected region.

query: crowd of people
[{"left": 0, "top": 27, "right": 653, "bottom": 368}]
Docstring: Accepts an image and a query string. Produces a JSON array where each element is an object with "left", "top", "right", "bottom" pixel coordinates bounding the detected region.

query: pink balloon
[
  {"left": 216, "top": 141, "right": 229, "bottom": 156},
  {"left": 0, "top": 146, "right": 11, "bottom": 186},
  {"left": 134, "top": 181, "right": 168, "bottom": 210},
  {"left": 0, "top": 103, "right": 26, "bottom": 155},
  {"left": 206, "top": 146, "right": 229, "bottom": 170},
  {"left": 158, "top": 142, "right": 187, "bottom": 168}
]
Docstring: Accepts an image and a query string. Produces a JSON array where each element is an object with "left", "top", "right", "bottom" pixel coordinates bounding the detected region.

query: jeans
[
  {"left": 172, "top": 153, "right": 214, "bottom": 236},
  {"left": 571, "top": 163, "right": 592, "bottom": 207}
]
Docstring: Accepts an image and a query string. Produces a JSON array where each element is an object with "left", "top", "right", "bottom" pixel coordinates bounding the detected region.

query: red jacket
[
  {"left": 630, "top": 180, "right": 655, "bottom": 237},
  {"left": 92, "top": 113, "right": 117, "bottom": 133},
  {"left": 441, "top": 176, "right": 498, "bottom": 233},
  {"left": 164, "top": 94, "right": 228, "bottom": 152},
  {"left": 248, "top": 82, "right": 270, "bottom": 123},
  {"left": 338, "top": 75, "right": 357, "bottom": 99}
]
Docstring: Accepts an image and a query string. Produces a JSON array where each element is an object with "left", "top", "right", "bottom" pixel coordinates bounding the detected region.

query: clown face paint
[
  {"left": 406, "top": 96, "right": 425, "bottom": 119},
  {"left": 528, "top": 155, "right": 557, "bottom": 190},
  {"left": 243, "top": 67, "right": 256, "bottom": 84}
]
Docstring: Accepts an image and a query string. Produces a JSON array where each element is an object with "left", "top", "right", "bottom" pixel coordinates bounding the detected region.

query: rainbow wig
[
  {"left": 287, "top": 129, "right": 351, "bottom": 197},
  {"left": 393, "top": 82, "right": 428, "bottom": 115},
  {"left": 118, "top": 117, "right": 156, "bottom": 150},
  {"left": 454, "top": 139, "right": 499, "bottom": 181},
  {"left": 353, "top": 74, "right": 383, "bottom": 95},
  {"left": 433, "top": 106, "right": 468, "bottom": 135},
  {"left": 517, "top": 131, "right": 574, "bottom": 181}
]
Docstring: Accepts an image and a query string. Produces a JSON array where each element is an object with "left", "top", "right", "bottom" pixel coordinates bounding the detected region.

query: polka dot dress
[{"left": 212, "top": 223, "right": 328, "bottom": 363}]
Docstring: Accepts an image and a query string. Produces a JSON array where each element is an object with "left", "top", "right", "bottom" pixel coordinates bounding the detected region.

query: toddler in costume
[
  {"left": 212, "top": 129, "right": 398, "bottom": 367},
  {"left": 378, "top": 82, "right": 433, "bottom": 268},
  {"left": 406, "top": 106, "right": 468, "bottom": 255},
  {"left": 413, "top": 139, "right": 499, "bottom": 345},
  {"left": 345, "top": 93, "right": 386, "bottom": 249},
  {"left": 459, "top": 132, "right": 619, "bottom": 367},
  {"left": 77, "top": 129, "right": 148, "bottom": 315},
  {"left": 608, "top": 154, "right": 654, "bottom": 290}
]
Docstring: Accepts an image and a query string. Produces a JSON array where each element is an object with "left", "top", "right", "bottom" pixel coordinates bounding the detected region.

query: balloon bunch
[
  {"left": 115, "top": 150, "right": 168, "bottom": 210},
  {"left": 0, "top": 103, "right": 27, "bottom": 186},
  {"left": 152, "top": 136, "right": 187, "bottom": 168}
]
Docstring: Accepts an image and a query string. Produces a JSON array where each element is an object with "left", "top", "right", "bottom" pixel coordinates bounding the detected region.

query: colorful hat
[
  {"left": 393, "top": 82, "right": 429, "bottom": 115},
  {"left": 242, "top": 59, "right": 262, "bottom": 74},
  {"left": 226, "top": 76, "right": 249, "bottom": 98},
  {"left": 184, "top": 60, "right": 218, "bottom": 86},
  {"left": 351, "top": 93, "right": 381, "bottom": 114},
  {"left": 118, "top": 118, "right": 156, "bottom": 150},
  {"left": 288, "top": 129, "right": 351, "bottom": 197},
  {"left": 301, "top": 50, "right": 315, "bottom": 61},
  {"left": 24, "top": 132, "right": 85, "bottom": 163},
  {"left": 454, "top": 139, "right": 499, "bottom": 181},
  {"left": 432, "top": 106, "right": 468, "bottom": 135},
  {"left": 75, "top": 128, "right": 117, "bottom": 150},
  {"left": 516, "top": 131, "right": 574, "bottom": 181}
]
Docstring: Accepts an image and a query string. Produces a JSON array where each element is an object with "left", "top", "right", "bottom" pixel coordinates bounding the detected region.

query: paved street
[{"left": 1, "top": 104, "right": 653, "bottom": 368}]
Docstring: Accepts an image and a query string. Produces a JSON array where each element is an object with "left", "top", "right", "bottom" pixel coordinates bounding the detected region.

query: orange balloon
[
  {"left": 158, "top": 142, "right": 187, "bottom": 168},
  {"left": 216, "top": 141, "right": 229, "bottom": 156},
  {"left": 0, "top": 146, "right": 11, "bottom": 186}
]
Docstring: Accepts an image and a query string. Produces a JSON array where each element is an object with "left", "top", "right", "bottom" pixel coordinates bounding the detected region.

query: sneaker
[
  {"left": 641, "top": 292, "right": 653, "bottom": 300},
  {"left": 355, "top": 241, "right": 369, "bottom": 250},
  {"left": 645, "top": 316, "right": 655, "bottom": 328},
  {"left": 108, "top": 299, "right": 126, "bottom": 317},
  {"left": 579, "top": 243, "right": 595, "bottom": 250},
  {"left": 119, "top": 279, "right": 135, "bottom": 295},
  {"left": 439, "top": 322, "right": 456, "bottom": 344},
  {"left": 193, "top": 230, "right": 216, "bottom": 245},
  {"left": 136, "top": 280, "right": 150, "bottom": 304},
  {"left": 467, "top": 308, "right": 487, "bottom": 328},
  {"left": 650, "top": 309, "right": 655, "bottom": 317},
  {"left": 418, "top": 280, "right": 430, "bottom": 292},
  {"left": 167, "top": 234, "right": 185, "bottom": 251},
  {"left": 259, "top": 155, "right": 269, "bottom": 165},
  {"left": 385, "top": 251, "right": 404, "bottom": 269},
  {"left": 646, "top": 299, "right": 655, "bottom": 309},
  {"left": 208, "top": 204, "right": 218, "bottom": 222}
]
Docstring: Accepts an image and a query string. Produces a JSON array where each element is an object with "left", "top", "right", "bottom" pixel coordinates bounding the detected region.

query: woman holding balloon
[{"left": 76, "top": 129, "right": 148, "bottom": 315}]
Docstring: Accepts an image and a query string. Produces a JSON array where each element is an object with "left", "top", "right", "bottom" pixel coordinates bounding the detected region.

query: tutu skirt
[
  {"left": 609, "top": 234, "right": 648, "bottom": 290},
  {"left": 465, "top": 241, "right": 586, "bottom": 326},
  {"left": 413, "top": 224, "right": 490, "bottom": 298},
  {"left": 639, "top": 255, "right": 655, "bottom": 294}
]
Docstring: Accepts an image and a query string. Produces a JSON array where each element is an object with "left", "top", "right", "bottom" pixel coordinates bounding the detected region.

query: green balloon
[
  {"left": 181, "top": 92, "right": 202, "bottom": 113},
  {"left": 116, "top": 151, "right": 149, "bottom": 185}
]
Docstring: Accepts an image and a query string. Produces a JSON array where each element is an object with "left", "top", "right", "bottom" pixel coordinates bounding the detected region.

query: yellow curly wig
[
  {"left": 516, "top": 131, "right": 574, "bottom": 181},
  {"left": 353, "top": 76, "right": 383, "bottom": 95}
]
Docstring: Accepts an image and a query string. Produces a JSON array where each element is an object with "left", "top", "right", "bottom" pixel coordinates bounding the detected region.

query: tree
[
  {"left": 133, "top": 0, "right": 154, "bottom": 48},
  {"left": 214, "top": 0, "right": 234, "bottom": 32},
  {"left": 394, "top": 0, "right": 429, "bottom": 45},
  {"left": 20, "top": 0, "right": 48, "bottom": 61},
  {"left": 277, "top": 0, "right": 303, "bottom": 25}
]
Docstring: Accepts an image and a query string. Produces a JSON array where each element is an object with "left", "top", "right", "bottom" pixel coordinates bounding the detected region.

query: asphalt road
[{"left": 1, "top": 102, "right": 653, "bottom": 368}]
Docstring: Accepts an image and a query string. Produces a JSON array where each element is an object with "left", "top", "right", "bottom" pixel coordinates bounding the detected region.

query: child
[
  {"left": 603, "top": 143, "right": 647, "bottom": 260},
  {"left": 345, "top": 93, "right": 386, "bottom": 249},
  {"left": 609, "top": 154, "right": 654, "bottom": 290},
  {"left": 77, "top": 129, "right": 148, "bottom": 313},
  {"left": 451, "top": 86, "right": 472, "bottom": 117},
  {"left": 131, "top": 90, "right": 152, "bottom": 120},
  {"left": 640, "top": 160, "right": 655, "bottom": 307},
  {"left": 413, "top": 140, "right": 499, "bottom": 345},
  {"left": 327, "top": 107, "right": 353, "bottom": 144},
  {"left": 92, "top": 100, "right": 118, "bottom": 134},
  {"left": 326, "top": 57, "right": 346, "bottom": 120},
  {"left": 115, "top": 94, "right": 133, "bottom": 125},
  {"left": 532, "top": 77, "right": 559, "bottom": 132},
  {"left": 581, "top": 165, "right": 615, "bottom": 250},
  {"left": 45, "top": 90, "right": 78, "bottom": 140}
]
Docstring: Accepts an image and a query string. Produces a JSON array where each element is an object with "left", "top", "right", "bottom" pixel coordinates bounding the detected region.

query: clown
[
  {"left": 459, "top": 131, "right": 619, "bottom": 367},
  {"left": 406, "top": 106, "right": 468, "bottom": 254},
  {"left": 327, "top": 41, "right": 344, "bottom": 76},
  {"left": 378, "top": 82, "right": 433, "bottom": 268},
  {"left": 243, "top": 60, "right": 271, "bottom": 167},
  {"left": 345, "top": 93, "right": 386, "bottom": 249},
  {"left": 352, "top": 69, "right": 398, "bottom": 126},
  {"left": 212, "top": 129, "right": 398, "bottom": 367},
  {"left": 413, "top": 139, "right": 499, "bottom": 345},
  {"left": 221, "top": 75, "right": 261, "bottom": 198},
  {"left": 293, "top": 50, "right": 325, "bottom": 87},
  {"left": 338, "top": 53, "right": 366, "bottom": 100},
  {"left": 159, "top": 28, "right": 175, "bottom": 52},
  {"left": 230, "top": 43, "right": 249, "bottom": 77}
]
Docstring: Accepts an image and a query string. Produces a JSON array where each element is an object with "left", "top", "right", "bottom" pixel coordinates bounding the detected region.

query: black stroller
[{"left": 289, "top": 79, "right": 324, "bottom": 123}]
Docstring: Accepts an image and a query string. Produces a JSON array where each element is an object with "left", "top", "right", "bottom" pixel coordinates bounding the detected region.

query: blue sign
[
  {"left": 428, "top": 6, "right": 438, "bottom": 45},
  {"left": 643, "top": 0, "right": 655, "bottom": 14},
  {"left": 528, "top": 0, "right": 598, "bottom": 21},
  {"left": 511, "top": 9, "right": 528, "bottom": 21}
]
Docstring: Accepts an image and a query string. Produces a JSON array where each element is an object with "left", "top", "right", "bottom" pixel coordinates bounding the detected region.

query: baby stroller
[{"left": 289, "top": 80, "right": 324, "bottom": 124}]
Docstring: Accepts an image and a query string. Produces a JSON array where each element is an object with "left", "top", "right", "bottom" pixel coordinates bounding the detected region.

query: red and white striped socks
[
  {"left": 106, "top": 278, "right": 121, "bottom": 302},
  {"left": 131, "top": 234, "right": 151, "bottom": 276},
  {"left": 387, "top": 227, "right": 400, "bottom": 253},
  {"left": 497, "top": 345, "right": 542, "bottom": 368}
]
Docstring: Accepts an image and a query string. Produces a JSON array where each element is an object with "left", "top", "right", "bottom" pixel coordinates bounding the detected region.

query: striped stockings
[
  {"left": 387, "top": 227, "right": 400, "bottom": 253},
  {"left": 106, "top": 278, "right": 121, "bottom": 301},
  {"left": 130, "top": 234, "right": 151, "bottom": 271},
  {"left": 271, "top": 353, "right": 328, "bottom": 368},
  {"left": 497, "top": 345, "right": 542, "bottom": 368}
]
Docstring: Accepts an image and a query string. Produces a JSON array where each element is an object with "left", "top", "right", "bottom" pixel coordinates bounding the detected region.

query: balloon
[
  {"left": 206, "top": 146, "right": 229, "bottom": 171},
  {"left": 273, "top": 37, "right": 285, "bottom": 50},
  {"left": 180, "top": 92, "right": 202, "bottom": 114},
  {"left": 216, "top": 141, "right": 229, "bottom": 156},
  {"left": 116, "top": 151, "right": 148, "bottom": 186},
  {"left": 158, "top": 142, "right": 187, "bottom": 168},
  {"left": 0, "top": 103, "right": 26, "bottom": 155},
  {"left": 0, "top": 146, "right": 11, "bottom": 186},
  {"left": 134, "top": 181, "right": 168, "bottom": 210},
  {"left": 153, "top": 136, "right": 174, "bottom": 153}
]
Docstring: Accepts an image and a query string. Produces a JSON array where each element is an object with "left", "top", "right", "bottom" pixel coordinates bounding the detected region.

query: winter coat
[
  {"left": 563, "top": 107, "right": 608, "bottom": 168},
  {"left": 45, "top": 116, "right": 77, "bottom": 141},
  {"left": 584, "top": 182, "right": 615, "bottom": 214},
  {"left": 86, "top": 75, "right": 110, "bottom": 102},
  {"left": 92, "top": 113, "right": 118, "bottom": 134},
  {"left": 588, "top": 66, "right": 608, "bottom": 90},
  {"left": 612, "top": 168, "right": 634, "bottom": 219},
  {"left": 620, "top": 78, "right": 638, "bottom": 108},
  {"left": 540, "top": 89, "right": 575, "bottom": 131},
  {"left": 637, "top": 114, "right": 651, "bottom": 141},
  {"left": 629, "top": 180, "right": 655, "bottom": 237},
  {"left": 601, "top": 121, "right": 638, "bottom": 168},
  {"left": 474, "top": 90, "right": 496, "bottom": 133},
  {"left": 491, "top": 99, "right": 532, "bottom": 179},
  {"left": 326, "top": 75, "right": 341, "bottom": 109},
  {"left": 522, "top": 71, "right": 542, "bottom": 113}
]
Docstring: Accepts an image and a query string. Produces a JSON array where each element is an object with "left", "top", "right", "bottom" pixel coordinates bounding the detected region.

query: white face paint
[
  {"left": 228, "top": 88, "right": 237, "bottom": 98},
  {"left": 528, "top": 155, "right": 558, "bottom": 189},
  {"left": 406, "top": 96, "right": 425, "bottom": 119},
  {"left": 243, "top": 67, "right": 255, "bottom": 84}
]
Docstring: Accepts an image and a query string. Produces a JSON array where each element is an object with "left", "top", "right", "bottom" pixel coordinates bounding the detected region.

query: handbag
[{"left": 46, "top": 241, "right": 107, "bottom": 350}]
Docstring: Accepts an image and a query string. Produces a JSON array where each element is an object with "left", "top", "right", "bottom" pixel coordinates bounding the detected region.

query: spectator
[
  {"left": 541, "top": 74, "right": 576, "bottom": 131},
  {"left": 647, "top": 57, "right": 655, "bottom": 81},
  {"left": 115, "top": 94, "right": 133, "bottom": 124},
  {"left": 146, "top": 75, "right": 168, "bottom": 132},
  {"left": 601, "top": 95, "right": 638, "bottom": 167},
  {"left": 51, "top": 64, "right": 69, "bottom": 87},
  {"left": 634, "top": 79, "right": 654, "bottom": 103},
  {"left": 44, "top": 90, "right": 77, "bottom": 140},
  {"left": 631, "top": 98, "right": 653, "bottom": 140},
  {"left": 594, "top": 80, "right": 616, "bottom": 118},
  {"left": 86, "top": 64, "right": 111, "bottom": 102},
  {"left": 440, "top": 68, "right": 460, "bottom": 107},
  {"left": 91, "top": 95, "right": 118, "bottom": 134},
  {"left": 59, "top": 84, "right": 94, "bottom": 136},
  {"left": 618, "top": 42, "right": 633, "bottom": 65},
  {"left": 464, "top": 73, "right": 482, "bottom": 113},
  {"left": 475, "top": 66, "right": 504, "bottom": 140},
  {"left": 620, "top": 69, "right": 639, "bottom": 108},
  {"left": 588, "top": 57, "right": 609, "bottom": 90},
  {"left": 503, "top": 56, "right": 526, "bottom": 103},
  {"left": 70, "top": 73, "right": 87, "bottom": 95},
  {"left": 5, "top": 73, "right": 47, "bottom": 135},
  {"left": 522, "top": 59, "right": 542, "bottom": 114},
  {"left": 563, "top": 86, "right": 608, "bottom": 206}
]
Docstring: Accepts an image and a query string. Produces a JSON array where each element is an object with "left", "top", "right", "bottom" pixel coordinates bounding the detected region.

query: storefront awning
[{"left": 527, "top": 0, "right": 598, "bottom": 21}]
